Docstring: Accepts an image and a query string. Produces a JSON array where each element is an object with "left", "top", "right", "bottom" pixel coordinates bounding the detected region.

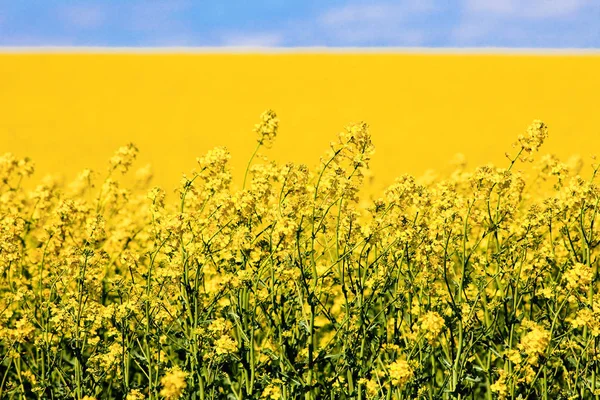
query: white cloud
[
  {"left": 320, "top": 4, "right": 398, "bottom": 25},
  {"left": 59, "top": 4, "right": 107, "bottom": 29},
  {"left": 125, "top": 1, "right": 197, "bottom": 46},
  {"left": 212, "top": 1, "right": 440, "bottom": 47},
  {"left": 0, "top": 34, "right": 76, "bottom": 46},
  {"left": 148, "top": 33, "right": 197, "bottom": 46},
  {"left": 317, "top": 1, "right": 438, "bottom": 45},
  {"left": 320, "top": 1, "right": 436, "bottom": 26},
  {"left": 454, "top": 0, "right": 599, "bottom": 46},
  {"left": 324, "top": 24, "right": 427, "bottom": 45},
  {"left": 452, "top": 20, "right": 492, "bottom": 43},
  {"left": 129, "top": 1, "right": 191, "bottom": 32},
  {"left": 220, "top": 32, "right": 284, "bottom": 47},
  {"left": 463, "top": 0, "right": 591, "bottom": 19}
]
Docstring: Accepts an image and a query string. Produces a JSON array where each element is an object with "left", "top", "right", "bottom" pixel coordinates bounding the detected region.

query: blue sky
[{"left": 0, "top": 0, "right": 598, "bottom": 47}]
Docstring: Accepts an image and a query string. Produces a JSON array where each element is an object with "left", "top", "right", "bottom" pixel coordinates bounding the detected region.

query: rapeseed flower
[
  {"left": 419, "top": 311, "right": 445, "bottom": 344},
  {"left": 387, "top": 359, "right": 414, "bottom": 387},
  {"left": 2, "top": 115, "right": 600, "bottom": 399},
  {"left": 254, "top": 109, "right": 279, "bottom": 148},
  {"left": 518, "top": 321, "right": 551, "bottom": 365},
  {"left": 160, "top": 367, "right": 187, "bottom": 399}
]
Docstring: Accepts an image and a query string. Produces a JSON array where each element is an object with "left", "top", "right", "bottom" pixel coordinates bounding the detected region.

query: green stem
[{"left": 242, "top": 142, "right": 262, "bottom": 190}]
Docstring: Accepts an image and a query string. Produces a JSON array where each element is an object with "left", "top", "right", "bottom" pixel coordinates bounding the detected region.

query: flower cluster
[
  {"left": 515, "top": 119, "right": 549, "bottom": 162},
  {"left": 254, "top": 109, "right": 279, "bottom": 148},
  {"left": 1, "top": 112, "right": 599, "bottom": 399}
]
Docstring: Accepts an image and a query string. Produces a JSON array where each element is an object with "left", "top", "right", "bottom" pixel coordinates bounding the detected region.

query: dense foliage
[{"left": 1, "top": 112, "right": 599, "bottom": 399}]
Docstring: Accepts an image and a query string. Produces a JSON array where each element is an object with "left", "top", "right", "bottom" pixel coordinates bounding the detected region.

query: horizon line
[{"left": 0, "top": 46, "right": 599, "bottom": 55}]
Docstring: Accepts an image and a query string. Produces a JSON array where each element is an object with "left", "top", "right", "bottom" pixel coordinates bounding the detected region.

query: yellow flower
[
  {"left": 490, "top": 369, "right": 509, "bottom": 400},
  {"left": 505, "top": 349, "right": 522, "bottom": 365},
  {"left": 387, "top": 359, "right": 413, "bottom": 388},
  {"left": 208, "top": 317, "right": 231, "bottom": 334},
  {"left": 214, "top": 335, "right": 238, "bottom": 355},
  {"left": 518, "top": 321, "right": 550, "bottom": 365},
  {"left": 109, "top": 143, "right": 139, "bottom": 173},
  {"left": 261, "top": 383, "right": 282, "bottom": 399},
  {"left": 571, "top": 308, "right": 600, "bottom": 336},
  {"left": 358, "top": 378, "right": 379, "bottom": 397},
  {"left": 126, "top": 389, "right": 145, "bottom": 400},
  {"left": 419, "top": 311, "right": 445, "bottom": 344},
  {"left": 160, "top": 367, "right": 188, "bottom": 400},
  {"left": 516, "top": 120, "right": 549, "bottom": 162},
  {"left": 3, "top": 316, "right": 35, "bottom": 344},
  {"left": 254, "top": 109, "right": 279, "bottom": 148},
  {"left": 563, "top": 262, "right": 593, "bottom": 292}
]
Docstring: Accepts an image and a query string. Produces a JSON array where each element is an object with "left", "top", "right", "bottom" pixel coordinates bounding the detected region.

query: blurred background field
[{"left": 1, "top": 52, "right": 599, "bottom": 194}]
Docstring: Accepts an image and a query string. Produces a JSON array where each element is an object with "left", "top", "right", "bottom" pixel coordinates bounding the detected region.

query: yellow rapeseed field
[
  {"left": 1, "top": 53, "right": 600, "bottom": 193},
  {"left": 2, "top": 53, "right": 600, "bottom": 399},
  {"left": 1, "top": 107, "right": 600, "bottom": 399}
]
